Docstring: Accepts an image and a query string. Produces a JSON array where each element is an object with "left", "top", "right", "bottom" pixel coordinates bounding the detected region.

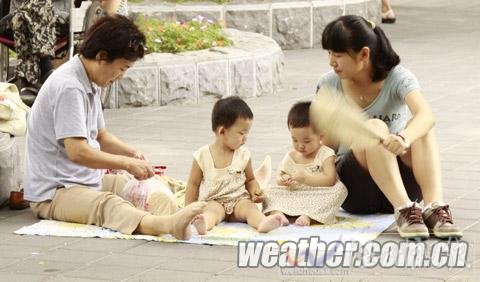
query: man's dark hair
[
  {"left": 211, "top": 96, "right": 253, "bottom": 131},
  {"left": 79, "top": 15, "right": 146, "bottom": 62}
]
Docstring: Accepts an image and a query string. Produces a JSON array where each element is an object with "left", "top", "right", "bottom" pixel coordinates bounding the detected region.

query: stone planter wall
[
  {"left": 106, "top": 29, "right": 283, "bottom": 108},
  {"left": 130, "top": 0, "right": 381, "bottom": 50},
  {"left": 107, "top": 0, "right": 381, "bottom": 108}
]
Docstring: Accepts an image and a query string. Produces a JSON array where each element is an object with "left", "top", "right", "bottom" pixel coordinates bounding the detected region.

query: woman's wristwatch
[{"left": 396, "top": 133, "right": 411, "bottom": 149}]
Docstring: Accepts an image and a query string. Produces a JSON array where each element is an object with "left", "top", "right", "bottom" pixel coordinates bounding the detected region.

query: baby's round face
[
  {"left": 222, "top": 117, "right": 253, "bottom": 150},
  {"left": 289, "top": 126, "right": 322, "bottom": 158}
]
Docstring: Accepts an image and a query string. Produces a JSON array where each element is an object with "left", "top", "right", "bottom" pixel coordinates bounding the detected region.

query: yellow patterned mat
[{"left": 15, "top": 212, "right": 394, "bottom": 246}]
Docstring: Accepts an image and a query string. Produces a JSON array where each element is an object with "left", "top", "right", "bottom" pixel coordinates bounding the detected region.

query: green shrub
[
  {"left": 8, "top": 50, "right": 16, "bottom": 59},
  {"left": 137, "top": 16, "right": 232, "bottom": 53},
  {"left": 165, "top": 0, "right": 230, "bottom": 3},
  {"left": 128, "top": 0, "right": 230, "bottom": 4}
]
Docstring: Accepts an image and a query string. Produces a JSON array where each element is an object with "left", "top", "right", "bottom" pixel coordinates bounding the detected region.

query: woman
[
  {"left": 23, "top": 15, "right": 205, "bottom": 240},
  {"left": 317, "top": 15, "right": 461, "bottom": 239}
]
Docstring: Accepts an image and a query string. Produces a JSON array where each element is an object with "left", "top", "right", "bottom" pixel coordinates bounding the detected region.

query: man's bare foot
[
  {"left": 295, "top": 215, "right": 311, "bottom": 226},
  {"left": 254, "top": 155, "right": 272, "bottom": 189},
  {"left": 257, "top": 214, "right": 283, "bottom": 233},
  {"left": 192, "top": 214, "right": 207, "bottom": 235},
  {"left": 169, "top": 202, "right": 206, "bottom": 240}
]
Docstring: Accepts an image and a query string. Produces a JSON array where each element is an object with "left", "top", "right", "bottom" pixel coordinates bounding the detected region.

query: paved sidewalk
[{"left": 1, "top": 0, "right": 479, "bottom": 280}]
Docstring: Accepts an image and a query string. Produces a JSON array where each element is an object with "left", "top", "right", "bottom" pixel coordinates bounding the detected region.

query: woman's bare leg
[
  {"left": 400, "top": 129, "right": 443, "bottom": 205},
  {"left": 381, "top": 0, "right": 392, "bottom": 13},
  {"left": 352, "top": 119, "right": 410, "bottom": 209}
]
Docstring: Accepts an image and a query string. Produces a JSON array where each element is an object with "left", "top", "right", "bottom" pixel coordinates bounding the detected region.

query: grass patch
[{"left": 137, "top": 16, "right": 232, "bottom": 53}]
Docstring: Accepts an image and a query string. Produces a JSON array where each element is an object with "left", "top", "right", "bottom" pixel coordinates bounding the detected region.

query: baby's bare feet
[
  {"left": 170, "top": 202, "right": 206, "bottom": 240},
  {"left": 279, "top": 213, "right": 290, "bottom": 226},
  {"left": 270, "top": 212, "right": 289, "bottom": 226},
  {"left": 192, "top": 214, "right": 207, "bottom": 235},
  {"left": 257, "top": 214, "right": 283, "bottom": 233},
  {"left": 295, "top": 215, "right": 311, "bottom": 226}
]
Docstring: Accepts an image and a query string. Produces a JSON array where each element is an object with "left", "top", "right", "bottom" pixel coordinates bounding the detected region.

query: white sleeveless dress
[
  {"left": 263, "top": 146, "right": 348, "bottom": 224},
  {"left": 194, "top": 145, "right": 251, "bottom": 214}
]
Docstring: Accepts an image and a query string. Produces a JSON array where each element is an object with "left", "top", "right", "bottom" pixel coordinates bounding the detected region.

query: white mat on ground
[{"left": 15, "top": 211, "right": 394, "bottom": 247}]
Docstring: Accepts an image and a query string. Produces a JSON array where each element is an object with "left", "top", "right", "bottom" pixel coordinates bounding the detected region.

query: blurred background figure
[
  {"left": 6, "top": 0, "right": 127, "bottom": 104},
  {"left": 381, "top": 0, "right": 396, "bottom": 24}
]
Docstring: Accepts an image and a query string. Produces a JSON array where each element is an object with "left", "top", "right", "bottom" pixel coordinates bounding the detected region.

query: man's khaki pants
[{"left": 30, "top": 174, "right": 176, "bottom": 234}]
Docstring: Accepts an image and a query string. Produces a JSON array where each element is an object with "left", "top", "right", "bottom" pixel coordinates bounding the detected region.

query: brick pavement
[{"left": 1, "top": 0, "right": 479, "bottom": 280}]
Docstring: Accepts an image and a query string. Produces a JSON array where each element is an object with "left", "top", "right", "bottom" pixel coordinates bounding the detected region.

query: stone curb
[
  {"left": 130, "top": 0, "right": 381, "bottom": 50},
  {"left": 108, "top": 28, "right": 284, "bottom": 108}
]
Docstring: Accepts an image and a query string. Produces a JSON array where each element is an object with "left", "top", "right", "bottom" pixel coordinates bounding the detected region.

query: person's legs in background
[
  {"left": 11, "top": 0, "right": 56, "bottom": 104},
  {"left": 381, "top": 0, "right": 396, "bottom": 24}
]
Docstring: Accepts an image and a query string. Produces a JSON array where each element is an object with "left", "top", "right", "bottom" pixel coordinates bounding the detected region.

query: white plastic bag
[
  {"left": 121, "top": 177, "right": 175, "bottom": 211},
  {"left": 0, "top": 83, "right": 30, "bottom": 136},
  {"left": 0, "top": 132, "right": 21, "bottom": 203}
]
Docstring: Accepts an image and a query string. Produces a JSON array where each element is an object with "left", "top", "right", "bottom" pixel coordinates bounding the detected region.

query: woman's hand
[
  {"left": 126, "top": 158, "right": 154, "bottom": 180},
  {"left": 382, "top": 134, "right": 410, "bottom": 155},
  {"left": 132, "top": 150, "right": 148, "bottom": 161}
]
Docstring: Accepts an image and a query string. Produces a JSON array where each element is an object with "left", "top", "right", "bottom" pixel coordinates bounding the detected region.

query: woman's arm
[
  {"left": 97, "top": 128, "right": 143, "bottom": 158},
  {"left": 401, "top": 90, "right": 436, "bottom": 142},
  {"left": 382, "top": 90, "right": 436, "bottom": 155},
  {"left": 64, "top": 137, "right": 154, "bottom": 179},
  {"left": 291, "top": 156, "right": 337, "bottom": 187},
  {"left": 185, "top": 159, "right": 203, "bottom": 205}
]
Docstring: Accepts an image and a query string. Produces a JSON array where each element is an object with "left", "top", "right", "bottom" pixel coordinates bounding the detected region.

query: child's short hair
[
  {"left": 287, "top": 101, "right": 311, "bottom": 128},
  {"left": 211, "top": 96, "right": 253, "bottom": 131}
]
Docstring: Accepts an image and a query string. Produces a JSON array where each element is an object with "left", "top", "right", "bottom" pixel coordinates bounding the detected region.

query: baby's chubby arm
[
  {"left": 245, "top": 159, "right": 264, "bottom": 203},
  {"left": 276, "top": 151, "right": 295, "bottom": 187},
  {"left": 185, "top": 159, "right": 203, "bottom": 206},
  {"left": 277, "top": 170, "right": 294, "bottom": 186},
  {"left": 291, "top": 156, "right": 337, "bottom": 187}
]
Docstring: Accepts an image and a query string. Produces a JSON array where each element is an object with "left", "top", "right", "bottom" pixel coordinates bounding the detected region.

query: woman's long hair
[{"left": 321, "top": 15, "right": 400, "bottom": 82}]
